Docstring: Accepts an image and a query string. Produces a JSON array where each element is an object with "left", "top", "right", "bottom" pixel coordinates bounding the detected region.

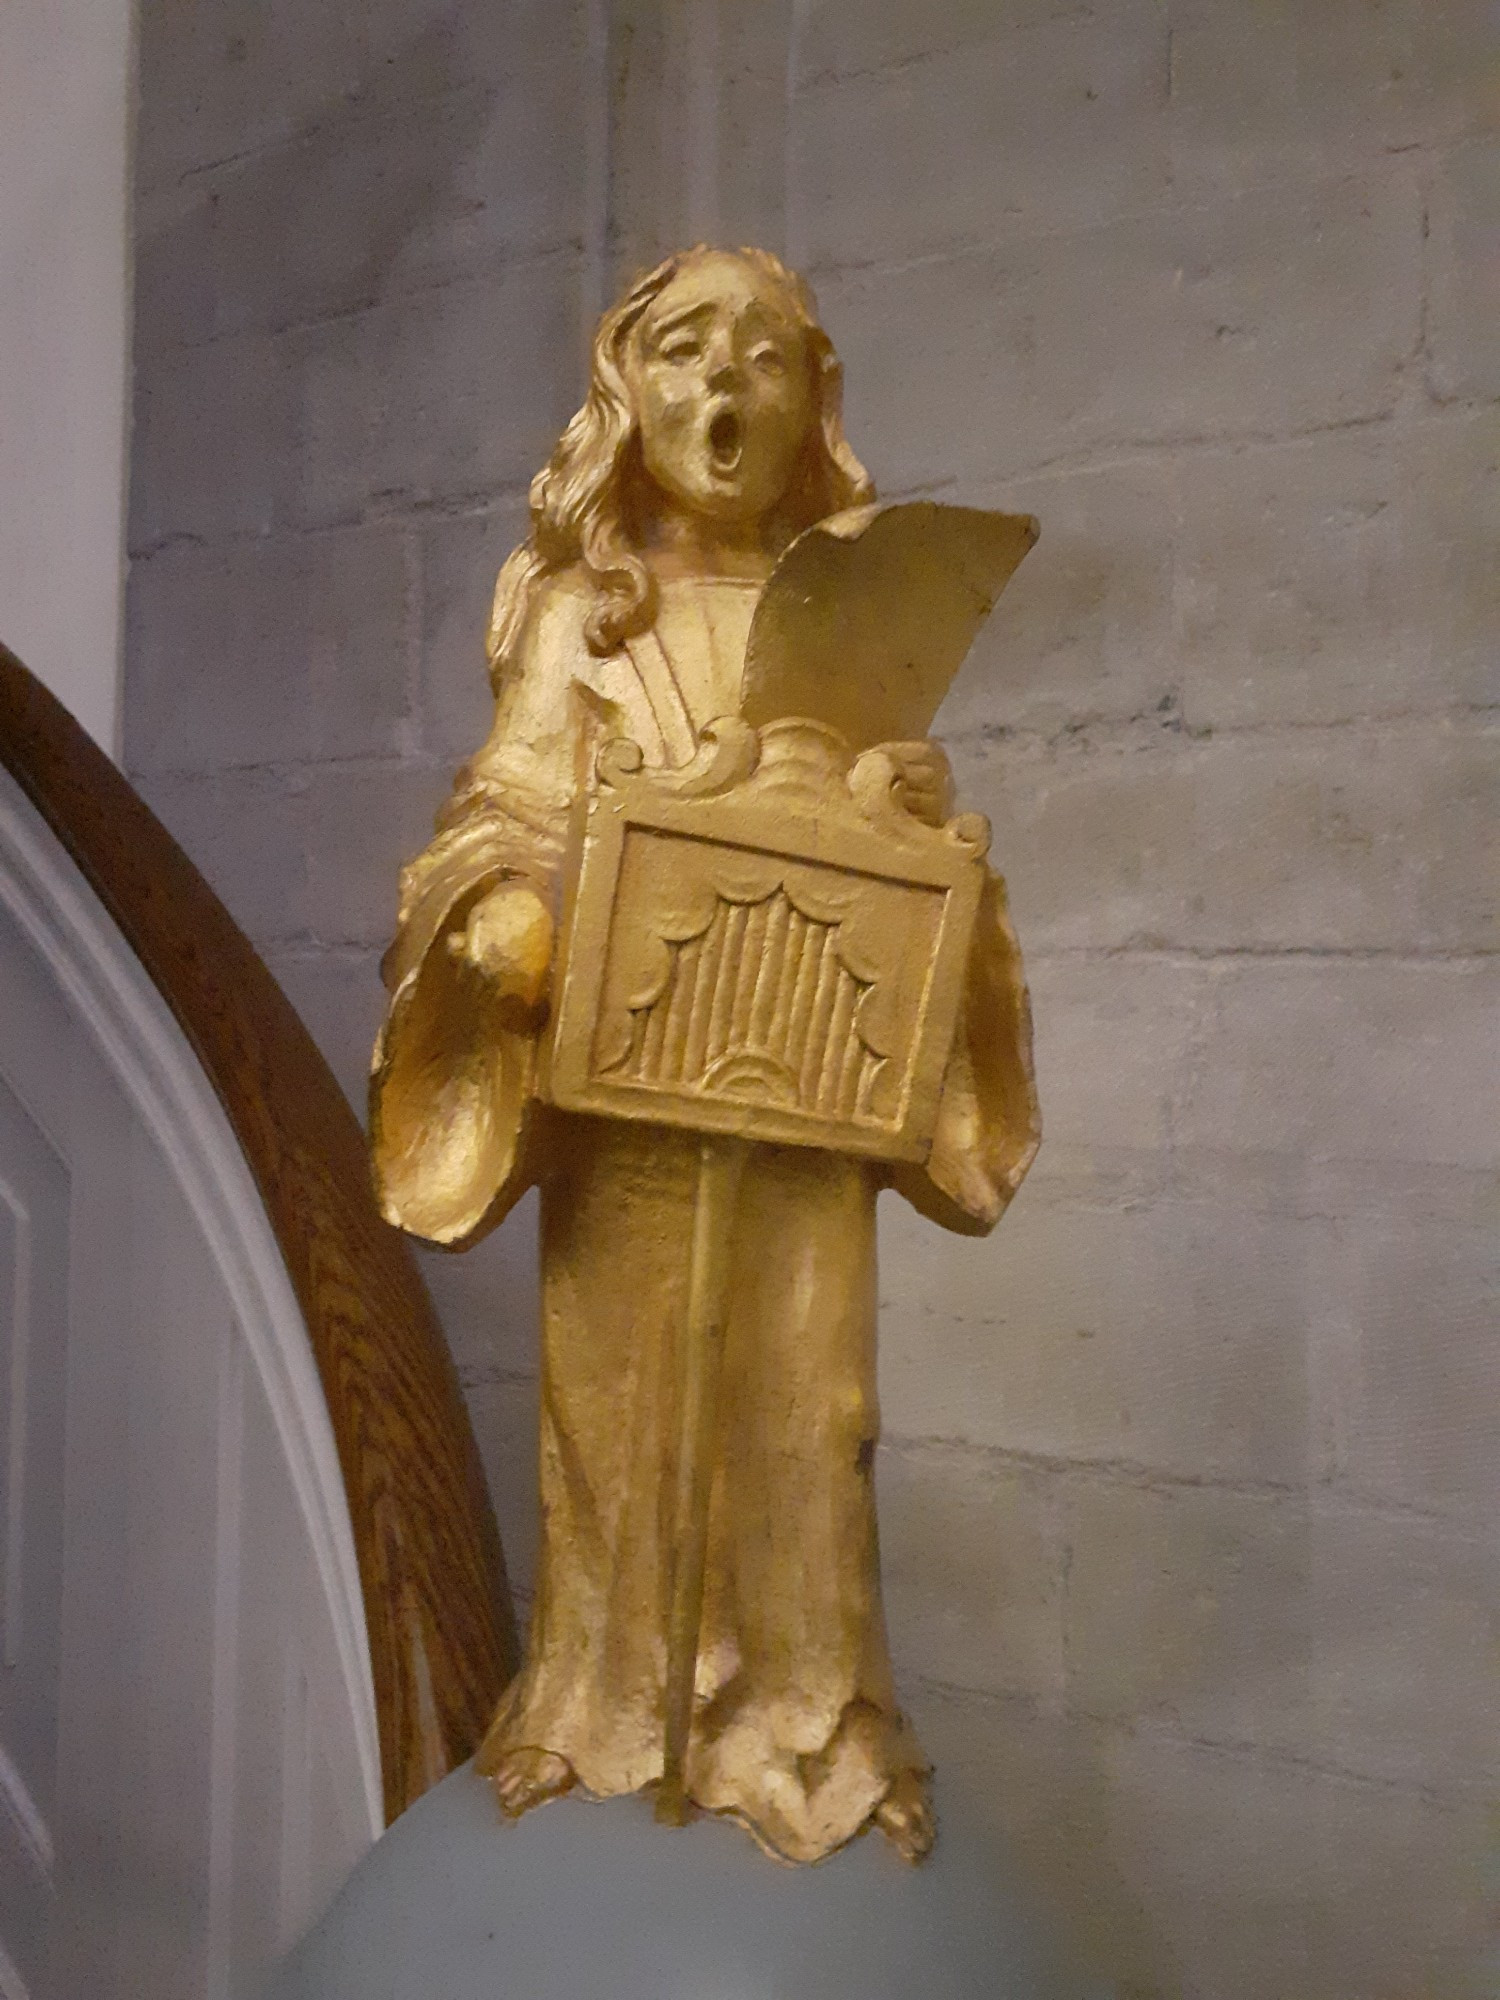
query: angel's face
[{"left": 627, "top": 255, "right": 816, "bottom": 532}]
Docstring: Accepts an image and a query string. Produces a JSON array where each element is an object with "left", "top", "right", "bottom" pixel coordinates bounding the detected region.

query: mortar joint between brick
[
  {"left": 948, "top": 402, "right": 1425, "bottom": 493},
  {"left": 275, "top": 239, "right": 587, "bottom": 347},
  {"left": 891, "top": 1431, "right": 1493, "bottom": 1533},
  {"left": 1115, "top": 1715, "right": 1491, "bottom": 1811},
  {"left": 1023, "top": 943, "right": 1500, "bottom": 967},
  {"left": 401, "top": 528, "right": 425, "bottom": 751},
  {"left": 883, "top": 1431, "right": 1308, "bottom": 1505},
  {"left": 454, "top": 1362, "right": 539, "bottom": 1393},
  {"left": 807, "top": 160, "right": 1427, "bottom": 292},
  {"left": 164, "top": 63, "right": 584, "bottom": 205},
  {"left": 128, "top": 530, "right": 212, "bottom": 564},
  {"left": 905, "top": 1674, "right": 1488, "bottom": 1815},
  {"left": 262, "top": 942, "right": 381, "bottom": 971},
  {"left": 1163, "top": 959, "right": 1220, "bottom": 1179},
  {"left": 136, "top": 489, "right": 538, "bottom": 555},
  {"left": 1404, "top": 158, "right": 1438, "bottom": 420},
  {"left": 130, "top": 749, "right": 454, "bottom": 785}
]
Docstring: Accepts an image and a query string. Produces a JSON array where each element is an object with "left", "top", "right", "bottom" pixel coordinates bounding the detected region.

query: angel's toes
[
  {"left": 873, "top": 1772, "right": 936, "bottom": 1864},
  {"left": 490, "top": 1748, "right": 575, "bottom": 1818}
]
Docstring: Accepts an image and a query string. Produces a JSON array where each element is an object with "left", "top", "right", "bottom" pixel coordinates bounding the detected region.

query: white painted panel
[
  {"left": 0, "top": 1081, "right": 69, "bottom": 1796},
  {"left": 0, "top": 778, "right": 379, "bottom": 1824},
  {"left": 50, "top": 1049, "right": 138, "bottom": 2000},
  {"left": 0, "top": 1076, "right": 70, "bottom": 2000},
  {"left": 0, "top": 906, "right": 73, "bottom": 1159},
  {"left": 223, "top": 1364, "right": 375, "bottom": 1996},
  {"left": 105, "top": 1129, "right": 229, "bottom": 1995},
  {"left": 0, "top": 764, "right": 380, "bottom": 1995}
]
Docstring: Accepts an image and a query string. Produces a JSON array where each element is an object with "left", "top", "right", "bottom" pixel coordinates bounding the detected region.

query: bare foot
[
  {"left": 490, "top": 1747, "right": 575, "bottom": 1818},
  {"left": 874, "top": 1771, "right": 935, "bottom": 1863}
]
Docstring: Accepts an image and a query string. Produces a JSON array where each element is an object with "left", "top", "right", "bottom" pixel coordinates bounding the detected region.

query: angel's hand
[
  {"left": 447, "top": 884, "right": 553, "bottom": 1009},
  {"left": 871, "top": 740, "right": 955, "bottom": 827}
]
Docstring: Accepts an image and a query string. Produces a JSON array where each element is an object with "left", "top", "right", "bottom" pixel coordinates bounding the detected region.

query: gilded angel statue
[{"left": 369, "top": 246, "right": 1041, "bottom": 1867}]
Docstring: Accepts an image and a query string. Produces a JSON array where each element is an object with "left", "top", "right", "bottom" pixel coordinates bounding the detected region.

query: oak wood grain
[{"left": 0, "top": 642, "right": 517, "bottom": 1823}]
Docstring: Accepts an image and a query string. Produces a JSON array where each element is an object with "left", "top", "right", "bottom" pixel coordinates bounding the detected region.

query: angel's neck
[{"left": 641, "top": 506, "right": 778, "bottom": 584}]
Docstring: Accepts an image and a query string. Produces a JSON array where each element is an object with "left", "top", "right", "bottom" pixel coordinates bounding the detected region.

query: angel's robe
[{"left": 370, "top": 563, "right": 1040, "bottom": 1863}]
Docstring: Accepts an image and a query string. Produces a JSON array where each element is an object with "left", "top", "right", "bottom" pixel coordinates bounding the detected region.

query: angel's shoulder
[{"left": 506, "top": 563, "right": 596, "bottom": 677}]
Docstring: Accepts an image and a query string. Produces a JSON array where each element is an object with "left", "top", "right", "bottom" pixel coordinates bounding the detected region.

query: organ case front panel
[{"left": 542, "top": 732, "right": 987, "bottom": 1167}]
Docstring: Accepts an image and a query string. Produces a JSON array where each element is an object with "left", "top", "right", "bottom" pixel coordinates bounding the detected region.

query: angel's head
[{"left": 487, "top": 246, "right": 873, "bottom": 678}]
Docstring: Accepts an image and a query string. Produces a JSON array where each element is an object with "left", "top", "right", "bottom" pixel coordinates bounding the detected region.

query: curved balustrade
[{"left": 0, "top": 642, "right": 516, "bottom": 1827}]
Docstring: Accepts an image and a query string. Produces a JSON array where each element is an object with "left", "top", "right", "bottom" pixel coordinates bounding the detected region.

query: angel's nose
[{"left": 704, "top": 328, "right": 743, "bottom": 392}]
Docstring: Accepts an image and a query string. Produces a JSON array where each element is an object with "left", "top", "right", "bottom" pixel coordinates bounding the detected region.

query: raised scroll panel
[
  {"left": 0, "top": 1078, "right": 69, "bottom": 2000},
  {"left": 544, "top": 733, "right": 986, "bottom": 1162}
]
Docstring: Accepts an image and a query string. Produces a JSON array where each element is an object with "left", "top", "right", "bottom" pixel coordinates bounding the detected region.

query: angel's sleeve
[
  {"left": 889, "top": 867, "right": 1041, "bottom": 1236},
  {"left": 369, "top": 577, "right": 594, "bottom": 1248}
]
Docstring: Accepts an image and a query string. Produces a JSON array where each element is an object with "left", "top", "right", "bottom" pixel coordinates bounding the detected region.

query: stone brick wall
[
  {"left": 127, "top": 4, "right": 1497, "bottom": 1994},
  {"left": 126, "top": 0, "right": 588, "bottom": 1521}
]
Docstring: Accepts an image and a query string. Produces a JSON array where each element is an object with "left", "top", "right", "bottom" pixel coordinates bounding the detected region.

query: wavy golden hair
[{"left": 485, "top": 246, "right": 874, "bottom": 687}]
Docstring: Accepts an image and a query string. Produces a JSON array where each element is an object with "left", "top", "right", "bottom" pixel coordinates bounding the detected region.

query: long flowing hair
[{"left": 485, "top": 246, "right": 874, "bottom": 687}]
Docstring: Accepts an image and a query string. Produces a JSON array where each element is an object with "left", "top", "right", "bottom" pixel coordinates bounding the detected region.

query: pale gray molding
[{"left": 0, "top": 1739, "right": 51, "bottom": 1889}]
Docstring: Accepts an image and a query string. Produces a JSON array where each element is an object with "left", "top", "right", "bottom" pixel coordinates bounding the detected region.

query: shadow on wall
[{"left": 137, "top": 13, "right": 498, "bottom": 362}]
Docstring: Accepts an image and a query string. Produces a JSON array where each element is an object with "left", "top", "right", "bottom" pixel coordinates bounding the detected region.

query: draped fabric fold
[{"left": 370, "top": 568, "right": 1040, "bottom": 1861}]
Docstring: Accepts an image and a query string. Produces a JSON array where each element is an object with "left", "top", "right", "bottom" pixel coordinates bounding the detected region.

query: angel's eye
[
  {"left": 751, "top": 344, "right": 787, "bottom": 376},
  {"left": 658, "top": 335, "right": 702, "bottom": 364}
]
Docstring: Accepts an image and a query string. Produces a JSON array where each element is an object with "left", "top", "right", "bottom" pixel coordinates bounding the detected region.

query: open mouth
[{"left": 707, "top": 406, "right": 743, "bottom": 473}]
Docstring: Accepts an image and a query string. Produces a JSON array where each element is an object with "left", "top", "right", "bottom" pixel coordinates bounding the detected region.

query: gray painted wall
[
  {"left": 126, "top": 5, "right": 1498, "bottom": 1995},
  {"left": 0, "top": 0, "right": 133, "bottom": 750}
]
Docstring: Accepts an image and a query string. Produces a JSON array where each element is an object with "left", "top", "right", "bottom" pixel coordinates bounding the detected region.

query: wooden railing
[{"left": 0, "top": 642, "right": 516, "bottom": 1823}]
